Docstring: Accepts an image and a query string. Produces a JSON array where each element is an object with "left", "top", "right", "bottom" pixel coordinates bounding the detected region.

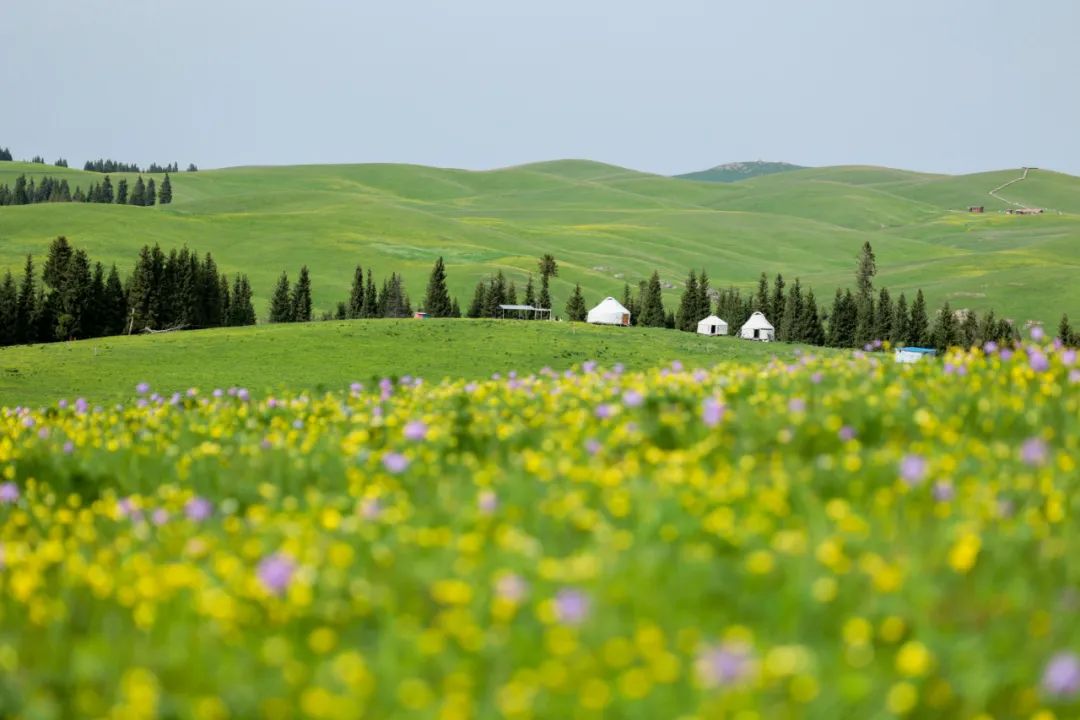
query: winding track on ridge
[{"left": 989, "top": 167, "right": 1030, "bottom": 207}]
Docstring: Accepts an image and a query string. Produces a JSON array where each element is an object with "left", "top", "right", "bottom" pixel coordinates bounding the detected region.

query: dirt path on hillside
[{"left": 989, "top": 168, "right": 1029, "bottom": 207}]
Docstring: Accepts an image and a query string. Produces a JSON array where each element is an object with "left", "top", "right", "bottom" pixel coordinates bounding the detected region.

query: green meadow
[
  {"left": 1, "top": 159, "right": 1078, "bottom": 326},
  {"left": 0, "top": 318, "right": 820, "bottom": 407}
]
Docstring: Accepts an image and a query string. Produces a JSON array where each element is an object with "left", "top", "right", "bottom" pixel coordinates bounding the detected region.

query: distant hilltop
[{"left": 676, "top": 160, "right": 806, "bottom": 183}]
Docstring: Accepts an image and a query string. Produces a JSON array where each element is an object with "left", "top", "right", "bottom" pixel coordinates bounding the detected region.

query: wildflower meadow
[{"left": 1, "top": 340, "right": 1079, "bottom": 719}]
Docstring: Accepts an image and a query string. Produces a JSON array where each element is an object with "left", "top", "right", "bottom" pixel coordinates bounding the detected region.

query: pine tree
[
  {"left": 893, "top": 293, "right": 910, "bottom": 346},
  {"left": 54, "top": 249, "right": 92, "bottom": 339},
  {"left": 450, "top": 297, "right": 461, "bottom": 318},
  {"left": 566, "top": 284, "right": 587, "bottom": 321},
  {"left": 696, "top": 269, "right": 711, "bottom": 324},
  {"left": 779, "top": 279, "right": 803, "bottom": 342},
  {"left": 291, "top": 266, "right": 313, "bottom": 322},
  {"left": 622, "top": 283, "right": 637, "bottom": 326},
  {"left": 854, "top": 296, "right": 875, "bottom": 347},
  {"left": 799, "top": 289, "right": 826, "bottom": 345},
  {"left": 15, "top": 255, "right": 36, "bottom": 344},
  {"left": 855, "top": 241, "right": 876, "bottom": 302},
  {"left": 221, "top": 276, "right": 233, "bottom": 325},
  {"left": 931, "top": 301, "right": 958, "bottom": 351},
  {"left": 640, "top": 271, "right": 666, "bottom": 327},
  {"left": 506, "top": 281, "right": 518, "bottom": 306},
  {"left": 828, "top": 289, "right": 858, "bottom": 348},
  {"left": 537, "top": 254, "right": 558, "bottom": 310},
  {"left": 754, "top": 272, "right": 769, "bottom": 313},
  {"left": 85, "top": 262, "right": 106, "bottom": 337},
  {"left": 467, "top": 281, "right": 487, "bottom": 318},
  {"left": 423, "top": 257, "right": 453, "bottom": 317},
  {"left": 978, "top": 309, "right": 997, "bottom": 345},
  {"left": 1059, "top": 314, "right": 1075, "bottom": 346},
  {"left": 523, "top": 274, "right": 536, "bottom": 309},
  {"left": 347, "top": 265, "right": 365, "bottom": 319},
  {"left": 102, "top": 265, "right": 127, "bottom": 336},
  {"left": 676, "top": 270, "right": 699, "bottom": 331},
  {"left": 876, "top": 287, "right": 894, "bottom": 343},
  {"left": 116, "top": 178, "right": 129, "bottom": 205},
  {"left": 101, "top": 176, "right": 114, "bottom": 204},
  {"left": 770, "top": 273, "right": 786, "bottom": 329},
  {"left": 129, "top": 177, "right": 146, "bottom": 206},
  {"left": 159, "top": 173, "right": 173, "bottom": 204},
  {"left": 909, "top": 290, "right": 930, "bottom": 346},
  {"left": 0, "top": 272, "right": 17, "bottom": 346},
  {"left": 200, "top": 254, "right": 223, "bottom": 327},
  {"left": 234, "top": 275, "right": 256, "bottom": 325},
  {"left": 959, "top": 310, "right": 980, "bottom": 348},
  {"left": 269, "top": 272, "right": 293, "bottom": 322},
  {"left": 484, "top": 272, "right": 507, "bottom": 318},
  {"left": 146, "top": 179, "right": 156, "bottom": 206}
]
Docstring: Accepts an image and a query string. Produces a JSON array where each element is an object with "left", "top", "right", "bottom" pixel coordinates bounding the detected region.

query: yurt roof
[
  {"left": 589, "top": 297, "right": 630, "bottom": 314},
  {"left": 741, "top": 311, "right": 774, "bottom": 330},
  {"left": 697, "top": 315, "right": 727, "bottom": 326}
]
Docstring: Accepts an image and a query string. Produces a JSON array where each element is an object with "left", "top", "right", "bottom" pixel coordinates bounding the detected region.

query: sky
[{"left": 2, "top": 0, "right": 1079, "bottom": 175}]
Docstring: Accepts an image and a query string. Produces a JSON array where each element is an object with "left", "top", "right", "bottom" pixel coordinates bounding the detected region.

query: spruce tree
[
  {"left": 235, "top": 275, "right": 256, "bottom": 325},
  {"left": 754, "top": 272, "right": 769, "bottom": 313},
  {"left": 116, "top": 178, "right": 129, "bottom": 205},
  {"left": 159, "top": 173, "right": 173, "bottom": 204},
  {"left": 1059, "top": 314, "right": 1075, "bottom": 346},
  {"left": 770, "top": 273, "right": 786, "bottom": 329},
  {"left": 696, "top": 269, "right": 711, "bottom": 323},
  {"left": 451, "top": 297, "right": 462, "bottom": 318},
  {"left": 565, "top": 284, "right": 587, "bottom": 321},
  {"left": 130, "top": 177, "right": 146, "bottom": 206},
  {"left": 15, "top": 254, "right": 36, "bottom": 344},
  {"left": 779, "top": 279, "right": 803, "bottom": 342},
  {"left": 85, "top": 262, "right": 106, "bottom": 337},
  {"left": 291, "top": 266, "right": 313, "bottom": 322},
  {"left": 200, "top": 254, "right": 223, "bottom": 327},
  {"left": 828, "top": 289, "right": 858, "bottom": 348},
  {"left": 269, "top": 272, "right": 293, "bottom": 322},
  {"left": 221, "top": 276, "right": 234, "bottom": 325},
  {"left": 931, "top": 301, "right": 958, "bottom": 351},
  {"left": 537, "top": 254, "right": 557, "bottom": 310},
  {"left": 960, "top": 310, "right": 980, "bottom": 348},
  {"left": 102, "top": 265, "right": 127, "bottom": 335},
  {"left": 101, "top": 176, "right": 114, "bottom": 204},
  {"left": 909, "top": 290, "right": 930, "bottom": 346},
  {"left": 978, "top": 309, "right": 997, "bottom": 346},
  {"left": 467, "top": 281, "right": 487, "bottom": 318},
  {"left": 640, "top": 271, "right": 666, "bottom": 327},
  {"left": 622, "top": 283, "right": 637, "bottom": 326},
  {"left": 55, "top": 249, "right": 92, "bottom": 339},
  {"left": 347, "top": 265, "right": 365, "bottom": 319},
  {"left": 893, "top": 293, "right": 910, "bottom": 346},
  {"left": 523, "top": 274, "right": 536, "bottom": 309},
  {"left": 0, "top": 272, "right": 17, "bottom": 346},
  {"left": 876, "top": 287, "right": 894, "bottom": 343},
  {"left": 362, "top": 269, "right": 377, "bottom": 318},
  {"left": 423, "top": 257, "right": 453, "bottom": 317},
  {"left": 146, "top": 179, "right": 156, "bottom": 206},
  {"left": 854, "top": 296, "right": 875, "bottom": 347},
  {"left": 676, "top": 270, "right": 699, "bottom": 331},
  {"left": 799, "top": 289, "right": 826, "bottom": 346},
  {"left": 506, "top": 281, "right": 517, "bottom": 306}
]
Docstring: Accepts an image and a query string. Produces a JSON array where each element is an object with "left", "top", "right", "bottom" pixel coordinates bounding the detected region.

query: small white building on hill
[
  {"left": 696, "top": 315, "right": 728, "bottom": 336},
  {"left": 587, "top": 297, "right": 631, "bottom": 326},
  {"left": 740, "top": 312, "right": 775, "bottom": 341}
]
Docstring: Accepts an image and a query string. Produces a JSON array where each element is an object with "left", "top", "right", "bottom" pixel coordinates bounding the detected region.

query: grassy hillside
[
  {"left": 1, "top": 159, "right": 1079, "bottom": 327},
  {"left": 675, "top": 160, "right": 805, "bottom": 183},
  {"left": 0, "top": 318, "right": 817, "bottom": 407}
]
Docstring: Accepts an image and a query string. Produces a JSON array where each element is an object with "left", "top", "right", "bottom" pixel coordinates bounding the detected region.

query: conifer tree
[
  {"left": 221, "top": 276, "right": 233, "bottom": 325},
  {"left": 676, "top": 270, "right": 699, "bottom": 331},
  {"left": 978, "top": 309, "right": 997, "bottom": 345},
  {"left": 696, "top": 269, "right": 711, "bottom": 323},
  {"left": 159, "top": 173, "right": 173, "bottom": 204},
  {"left": 146, "top": 179, "right": 156, "bottom": 206},
  {"left": 754, "top": 272, "right": 769, "bottom": 313},
  {"left": 622, "top": 283, "right": 637, "bottom": 326},
  {"left": 116, "top": 178, "right": 128, "bottom": 205},
  {"left": 54, "top": 249, "right": 92, "bottom": 339},
  {"left": 362, "top": 269, "right": 377, "bottom": 318},
  {"left": 200, "top": 254, "right": 223, "bottom": 327},
  {"left": 799, "top": 289, "right": 826, "bottom": 345},
  {"left": 523, "top": 274, "right": 536, "bottom": 309},
  {"left": 347, "top": 265, "right": 365, "bottom": 319},
  {"left": 467, "top": 281, "right": 487, "bottom": 318},
  {"left": 960, "top": 310, "right": 980, "bottom": 348},
  {"left": 423, "top": 257, "right": 453, "bottom": 317},
  {"left": 828, "top": 289, "right": 858, "bottom": 347},
  {"left": 931, "top": 301, "right": 958, "bottom": 351},
  {"left": 506, "top": 281, "right": 517, "bottom": 306},
  {"left": 893, "top": 293, "right": 910, "bottom": 346},
  {"left": 876, "top": 288, "right": 894, "bottom": 343},
  {"left": 291, "top": 266, "right": 313, "bottom": 322},
  {"left": 566, "top": 284, "right": 587, "bottom": 321},
  {"left": 770, "top": 273, "right": 786, "bottom": 328},
  {"left": 102, "top": 265, "right": 127, "bottom": 336},
  {"left": 101, "top": 176, "right": 114, "bottom": 204},
  {"left": 130, "top": 177, "right": 146, "bottom": 206},
  {"left": 15, "top": 254, "right": 36, "bottom": 344},
  {"left": 854, "top": 296, "right": 875, "bottom": 347},
  {"left": 233, "top": 275, "right": 256, "bottom": 325},
  {"left": 779, "top": 279, "right": 803, "bottom": 342},
  {"left": 537, "top": 254, "right": 558, "bottom": 310},
  {"left": 909, "top": 290, "right": 930, "bottom": 346},
  {"left": 0, "top": 272, "right": 17, "bottom": 346},
  {"left": 269, "top": 272, "right": 293, "bottom": 322},
  {"left": 640, "top": 271, "right": 666, "bottom": 327},
  {"left": 85, "top": 262, "right": 106, "bottom": 337},
  {"left": 484, "top": 272, "right": 507, "bottom": 318},
  {"left": 451, "top": 297, "right": 461, "bottom": 318},
  {"left": 1058, "top": 314, "right": 1075, "bottom": 346}
]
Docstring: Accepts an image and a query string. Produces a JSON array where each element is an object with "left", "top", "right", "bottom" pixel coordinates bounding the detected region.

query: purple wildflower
[
  {"left": 1043, "top": 652, "right": 1080, "bottom": 697},
  {"left": 21, "top": 416, "right": 34, "bottom": 428},
  {"left": 292, "top": 419, "right": 304, "bottom": 430},
  {"left": 257, "top": 554, "right": 296, "bottom": 596},
  {"left": 983, "top": 341, "right": 998, "bottom": 354},
  {"left": 1031, "top": 325, "right": 1046, "bottom": 341},
  {"left": 1064, "top": 349, "right": 1077, "bottom": 366},
  {"left": 496, "top": 574, "right": 528, "bottom": 603},
  {"left": 212, "top": 388, "right": 223, "bottom": 398},
  {"left": 1000, "top": 348, "right": 1014, "bottom": 361},
  {"left": 136, "top": 382, "right": 150, "bottom": 395},
  {"left": 554, "top": 588, "right": 590, "bottom": 625},
  {"left": 702, "top": 398, "right": 725, "bottom": 427},
  {"left": 237, "top": 388, "right": 250, "bottom": 402},
  {"left": 933, "top": 481, "right": 954, "bottom": 502},
  {"left": 349, "top": 382, "right": 363, "bottom": 395},
  {"left": 671, "top": 360, "right": 683, "bottom": 372},
  {"left": 788, "top": 398, "right": 806, "bottom": 414},
  {"left": 594, "top": 404, "right": 614, "bottom": 419},
  {"left": 1021, "top": 437, "right": 1049, "bottom": 467},
  {"left": 37, "top": 427, "right": 50, "bottom": 439},
  {"left": 696, "top": 642, "right": 754, "bottom": 688},
  {"left": 185, "top": 497, "right": 213, "bottom": 521},
  {"left": 612, "top": 363, "right": 625, "bottom": 375},
  {"left": 1030, "top": 351, "right": 1050, "bottom": 373},
  {"left": 478, "top": 490, "right": 498, "bottom": 514},
  {"left": 811, "top": 372, "right": 823, "bottom": 384},
  {"left": 622, "top": 389, "right": 644, "bottom": 408},
  {"left": 75, "top": 398, "right": 88, "bottom": 414},
  {"left": 0, "top": 483, "right": 19, "bottom": 504},
  {"left": 359, "top": 497, "right": 382, "bottom": 520},
  {"left": 62, "top": 441, "right": 75, "bottom": 454},
  {"left": 900, "top": 454, "right": 928, "bottom": 486},
  {"left": 58, "top": 399, "right": 68, "bottom": 410},
  {"left": 404, "top": 421, "right": 428, "bottom": 441},
  {"left": 260, "top": 438, "right": 273, "bottom": 450},
  {"left": 838, "top": 426, "right": 856, "bottom": 441},
  {"left": 382, "top": 452, "right": 409, "bottom": 474},
  {"left": 1071, "top": 370, "right": 1080, "bottom": 384},
  {"left": 583, "top": 360, "right": 597, "bottom": 374},
  {"left": 585, "top": 438, "right": 602, "bottom": 455},
  {"left": 152, "top": 509, "right": 170, "bottom": 526}
]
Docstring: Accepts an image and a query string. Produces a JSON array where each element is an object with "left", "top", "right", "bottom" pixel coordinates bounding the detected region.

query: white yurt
[
  {"left": 696, "top": 315, "right": 729, "bottom": 336},
  {"left": 740, "top": 311, "right": 775, "bottom": 341},
  {"left": 586, "top": 297, "right": 631, "bottom": 326}
]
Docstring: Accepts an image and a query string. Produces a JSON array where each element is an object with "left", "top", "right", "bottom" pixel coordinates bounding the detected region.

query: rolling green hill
[
  {"left": 676, "top": 161, "right": 806, "bottom": 183},
  {"left": 1, "top": 159, "right": 1079, "bottom": 327},
  {"left": 0, "top": 318, "right": 819, "bottom": 407}
]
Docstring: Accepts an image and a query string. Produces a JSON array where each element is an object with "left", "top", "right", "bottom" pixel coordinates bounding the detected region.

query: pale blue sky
[{"left": 2, "top": 0, "right": 1078, "bottom": 175}]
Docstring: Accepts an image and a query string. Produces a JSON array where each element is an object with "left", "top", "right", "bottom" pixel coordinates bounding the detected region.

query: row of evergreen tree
[
  {"left": 0, "top": 148, "right": 197, "bottom": 173},
  {"left": 0, "top": 237, "right": 255, "bottom": 347},
  {"left": 0, "top": 147, "right": 12, "bottom": 161},
  {"left": 0, "top": 173, "right": 174, "bottom": 206}
]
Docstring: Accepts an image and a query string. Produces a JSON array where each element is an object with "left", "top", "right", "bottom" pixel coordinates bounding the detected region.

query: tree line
[
  {"left": 0, "top": 237, "right": 254, "bottom": 347},
  {"left": 0, "top": 147, "right": 198, "bottom": 173},
  {"left": 0, "top": 173, "right": 173, "bottom": 206}
]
